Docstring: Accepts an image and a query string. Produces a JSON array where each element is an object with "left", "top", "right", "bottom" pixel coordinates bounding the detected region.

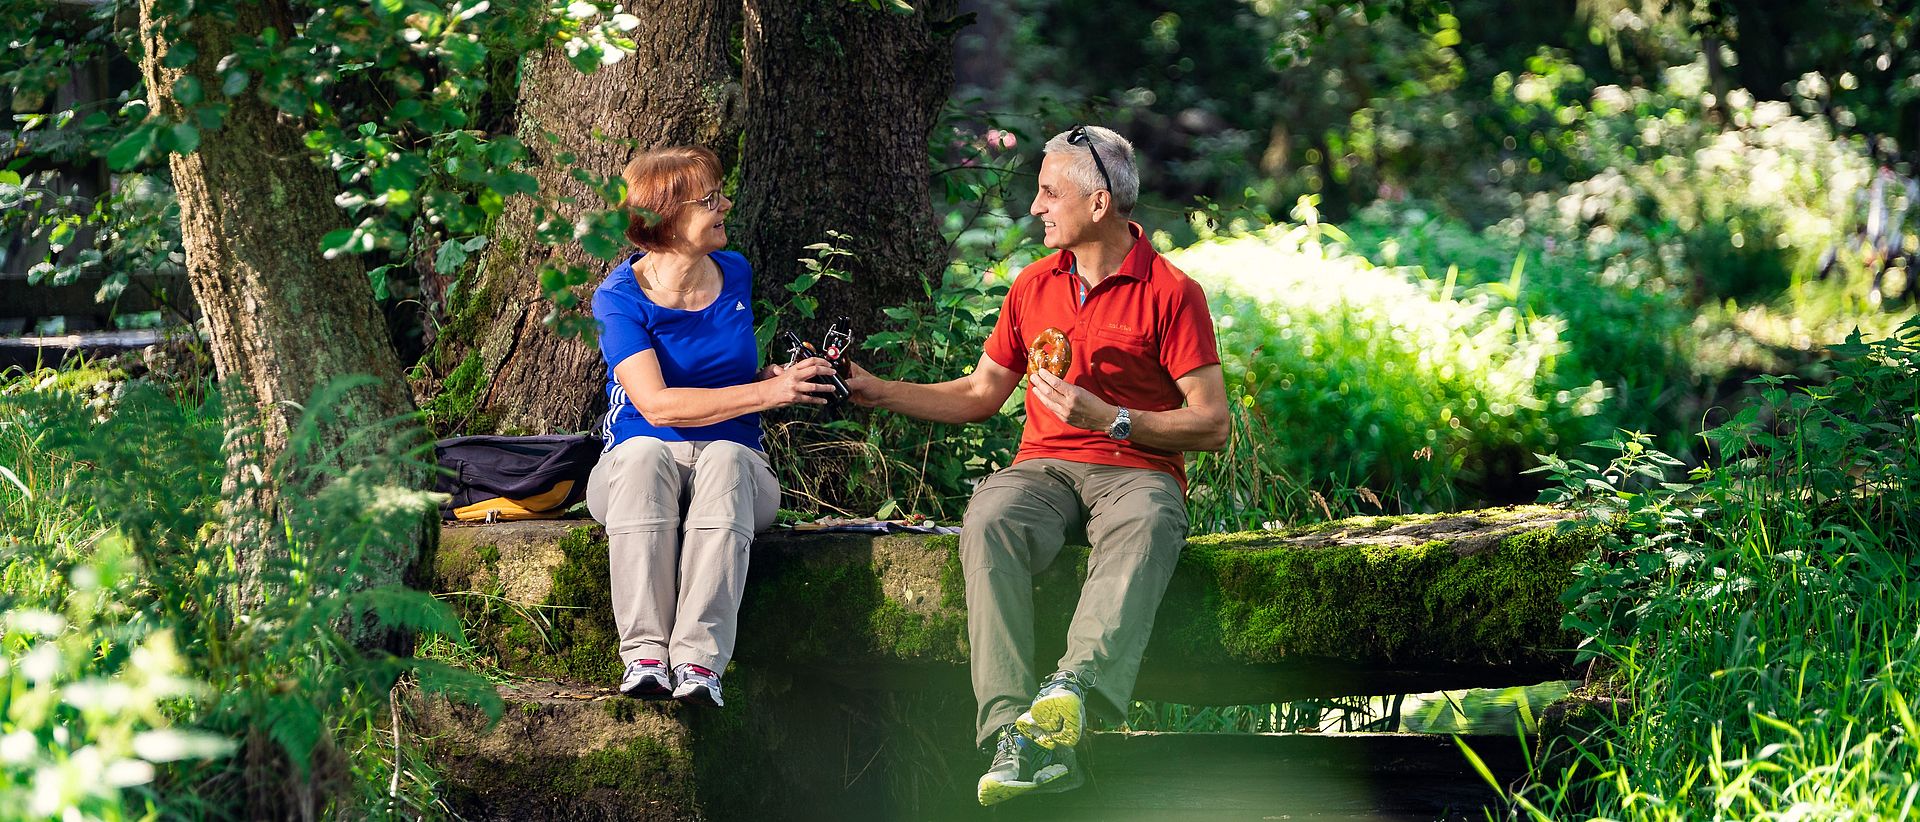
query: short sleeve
[
  {"left": 982, "top": 280, "right": 1026, "bottom": 372},
  {"left": 1159, "top": 277, "right": 1220, "bottom": 380},
  {"left": 593, "top": 289, "right": 656, "bottom": 372}
]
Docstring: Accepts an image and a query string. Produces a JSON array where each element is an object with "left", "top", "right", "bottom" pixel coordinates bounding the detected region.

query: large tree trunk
[
  {"left": 439, "top": 0, "right": 742, "bottom": 436},
  {"left": 735, "top": 0, "right": 960, "bottom": 338},
  {"left": 137, "top": 0, "right": 423, "bottom": 631}
]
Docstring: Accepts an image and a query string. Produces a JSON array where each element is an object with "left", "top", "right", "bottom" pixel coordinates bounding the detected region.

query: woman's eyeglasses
[
  {"left": 1066, "top": 125, "right": 1114, "bottom": 196},
  {"left": 681, "top": 190, "right": 724, "bottom": 211}
]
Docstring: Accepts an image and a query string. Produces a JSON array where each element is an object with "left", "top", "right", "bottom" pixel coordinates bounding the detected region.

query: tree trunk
[
  {"left": 137, "top": 0, "right": 423, "bottom": 636},
  {"left": 735, "top": 0, "right": 960, "bottom": 339},
  {"left": 439, "top": 0, "right": 742, "bottom": 436}
]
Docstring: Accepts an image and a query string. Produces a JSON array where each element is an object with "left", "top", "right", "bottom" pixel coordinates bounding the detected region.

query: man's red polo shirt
[{"left": 984, "top": 223, "right": 1221, "bottom": 487}]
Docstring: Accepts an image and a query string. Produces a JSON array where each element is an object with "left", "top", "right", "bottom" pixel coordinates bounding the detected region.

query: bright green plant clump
[
  {"left": 1513, "top": 319, "right": 1920, "bottom": 818},
  {"left": 0, "top": 373, "right": 500, "bottom": 820},
  {"left": 1171, "top": 201, "right": 1607, "bottom": 518}
]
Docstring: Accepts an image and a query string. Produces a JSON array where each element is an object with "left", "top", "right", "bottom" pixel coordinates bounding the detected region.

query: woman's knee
[
  {"left": 594, "top": 437, "right": 682, "bottom": 526},
  {"left": 693, "top": 439, "right": 756, "bottom": 471},
  {"left": 618, "top": 436, "right": 678, "bottom": 471}
]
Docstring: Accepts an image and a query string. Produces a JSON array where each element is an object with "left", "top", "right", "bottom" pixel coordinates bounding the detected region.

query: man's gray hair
[{"left": 1043, "top": 126, "right": 1139, "bottom": 215}]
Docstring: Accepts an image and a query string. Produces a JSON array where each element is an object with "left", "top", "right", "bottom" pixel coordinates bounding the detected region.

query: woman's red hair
[{"left": 621, "top": 146, "right": 722, "bottom": 252}]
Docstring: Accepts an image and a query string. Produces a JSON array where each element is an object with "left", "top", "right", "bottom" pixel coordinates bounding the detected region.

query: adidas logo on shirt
[{"left": 734, "top": 301, "right": 745, "bottom": 311}]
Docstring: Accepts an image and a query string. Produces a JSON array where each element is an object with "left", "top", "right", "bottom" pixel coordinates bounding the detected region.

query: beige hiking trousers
[
  {"left": 585, "top": 436, "right": 779, "bottom": 673},
  {"left": 961, "top": 458, "right": 1189, "bottom": 748}
]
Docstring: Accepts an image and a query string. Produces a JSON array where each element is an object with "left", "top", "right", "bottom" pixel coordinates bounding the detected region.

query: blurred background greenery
[{"left": 905, "top": 0, "right": 1920, "bottom": 526}]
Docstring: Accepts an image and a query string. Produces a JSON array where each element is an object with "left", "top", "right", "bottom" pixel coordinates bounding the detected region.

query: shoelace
[{"left": 993, "top": 731, "right": 1021, "bottom": 764}]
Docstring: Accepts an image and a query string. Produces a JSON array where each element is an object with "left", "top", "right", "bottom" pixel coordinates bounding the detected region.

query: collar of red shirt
[{"left": 1050, "top": 221, "right": 1155, "bottom": 283}]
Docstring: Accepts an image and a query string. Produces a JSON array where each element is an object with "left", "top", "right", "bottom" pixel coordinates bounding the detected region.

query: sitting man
[{"left": 846, "top": 125, "right": 1229, "bottom": 805}]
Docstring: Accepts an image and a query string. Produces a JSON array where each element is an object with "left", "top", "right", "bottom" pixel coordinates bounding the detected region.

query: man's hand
[
  {"left": 1028, "top": 369, "right": 1118, "bottom": 432},
  {"left": 844, "top": 360, "right": 886, "bottom": 408}
]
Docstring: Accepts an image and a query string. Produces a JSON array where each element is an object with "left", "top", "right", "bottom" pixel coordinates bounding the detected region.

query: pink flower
[{"left": 986, "top": 129, "right": 1017, "bottom": 151}]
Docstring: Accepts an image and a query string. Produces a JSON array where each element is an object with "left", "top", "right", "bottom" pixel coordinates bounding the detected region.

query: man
[{"left": 846, "top": 125, "right": 1230, "bottom": 806}]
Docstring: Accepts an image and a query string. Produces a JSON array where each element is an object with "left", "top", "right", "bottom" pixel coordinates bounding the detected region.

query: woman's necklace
[{"left": 641, "top": 254, "right": 711, "bottom": 294}]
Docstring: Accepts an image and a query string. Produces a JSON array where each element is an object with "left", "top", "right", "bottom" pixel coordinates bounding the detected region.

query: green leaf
[
  {"left": 265, "top": 696, "right": 324, "bottom": 774},
  {"left": 434, "top": 238, "right": 470, "bottom": 275},
  {"left": 367, "top": 263, "right": 394, "bottom": 300},
  {"left": 221, "top": 70, "right": 248, "bottom": 96},
  {"left": 106, "top": 124, "right": 155, "bottom": 170},
  {"left": 160, "top": 42, "right": 198, "bottom": 69},
  {"left": 163, "top": 123, "right": 200, "bottom": 155},
  {"left": 409, "top": 659, "right": 505, "bottom": 722},
  {"left": 320, "top": 228, "right": 355, "bottom": 254},
  {"left": 348, "top": 584, "right": 463, "bottom": 639},
  {"left": 172, "top": 75, "right": 203, "bottom": 106}
]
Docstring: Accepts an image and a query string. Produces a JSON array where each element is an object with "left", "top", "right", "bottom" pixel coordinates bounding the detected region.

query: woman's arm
[{"left": 614, "top": 350, "right": 837, "bottom": 428}]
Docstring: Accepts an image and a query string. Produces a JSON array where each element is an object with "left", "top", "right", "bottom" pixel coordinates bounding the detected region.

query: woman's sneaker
[
  {"left": 1015, "top": 669, "right": 1089, "bottom": 749},
  {"left": 976, "top": 724, "right": 1082, "bottom": 806},
  {"left": 672, "top": 663, "right": 725, "bottom": 707},
  {"left": 620, "top": 659, "right": 672, "bottom": 699}
]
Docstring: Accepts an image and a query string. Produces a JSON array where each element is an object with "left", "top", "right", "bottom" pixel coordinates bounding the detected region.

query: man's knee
[
  {"left": 960, "top": 487, "right": 1044, "bottom": 573},
  {"left": 1094, "top": 486, "right": 1187, "bottom": 551}
]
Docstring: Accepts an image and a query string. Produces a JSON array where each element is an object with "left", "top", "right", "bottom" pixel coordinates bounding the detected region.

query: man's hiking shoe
[
  {"left": 672, "top": 663, "right": 725, "bottom": 707},
  {"left": 620, "top": 659, "right": 671, "bottom": 700},
  {"left": 977, "top": 725, "right": 1084, "bottom": 806},
  {"left": 1015, "top": 669, "right": 1090, "bottom": 749}
]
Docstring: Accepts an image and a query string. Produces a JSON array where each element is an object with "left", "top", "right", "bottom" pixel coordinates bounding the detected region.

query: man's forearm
[
  {"left": 875, "top": 376, "right": 1000, "bottom": 424},
  {"left": 1125, "top": 405, "right": 1230, "bottom": 453}
]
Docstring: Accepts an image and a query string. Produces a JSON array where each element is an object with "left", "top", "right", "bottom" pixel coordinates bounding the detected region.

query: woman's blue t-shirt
[{"left": 593, "top": 250, "right": 762, "bottom": 451}]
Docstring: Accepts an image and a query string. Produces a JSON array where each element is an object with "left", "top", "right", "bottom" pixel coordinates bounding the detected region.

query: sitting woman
[{"left": 586, "top": 146, "right": 835, "bottom": 706}]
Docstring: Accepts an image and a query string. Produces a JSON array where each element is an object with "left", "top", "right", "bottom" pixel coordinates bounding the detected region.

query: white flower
[
  {"left": 134, "top": 729, "right": 237, "bottom": 762},
  {"left": 0, "top": 730, "right": 37, "bottom": 764}
]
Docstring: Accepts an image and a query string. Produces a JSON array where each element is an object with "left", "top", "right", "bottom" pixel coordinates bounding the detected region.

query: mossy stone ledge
[{"left": 433, "top": 505, "right": 1595, "bottom": 705}]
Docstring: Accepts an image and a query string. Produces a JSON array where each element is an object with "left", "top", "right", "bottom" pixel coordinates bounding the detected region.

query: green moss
[
  {"left": 420, "top": 350, "right": 494, "bottom": 437},
  {"left": 438, "top": 731, "right": 699, "bottom": 819},
  {"left": 440, "top": 511, "right": 1594, "bottom": 683},
  {"left": 553, "top": 736, "right": 694, "bottom": 797},
  {"left": 1160, "top": 519, "right": 1602, "bottom": 666},
  {"left": 441, "top": 525, "right": 621, "bottom": 686}
]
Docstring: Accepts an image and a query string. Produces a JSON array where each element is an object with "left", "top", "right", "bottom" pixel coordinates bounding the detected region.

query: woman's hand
[{"left": 761, "top": 357, "right": 838, "bottom": 407}]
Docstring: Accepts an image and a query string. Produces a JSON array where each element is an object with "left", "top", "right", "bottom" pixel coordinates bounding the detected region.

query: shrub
[
  {"left": 0, "top": 372, "right": 499, "bottom": 820},
  {"left": 1170, "top": 199, "right": 1607, "bottom": 513}
]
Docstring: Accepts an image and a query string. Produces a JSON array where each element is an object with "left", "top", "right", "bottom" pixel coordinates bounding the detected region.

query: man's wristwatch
[{"left": 1106, "top": 407, "right": 1132, "bottom": 441}]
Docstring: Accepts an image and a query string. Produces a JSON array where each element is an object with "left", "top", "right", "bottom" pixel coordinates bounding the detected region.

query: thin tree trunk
[
  {"left": 137, "top": 0, "right": 423, "bottom": 639},
  {"left": 736, "top": 0, "right": 960, "bottom": 338},
  {"left": 441, "top": 0, "right": 742, "bottom": 436}
]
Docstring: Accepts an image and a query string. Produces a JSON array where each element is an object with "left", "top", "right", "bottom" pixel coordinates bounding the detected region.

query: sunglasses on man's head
[{"left": 1066, "top": 125, "right": 1114, "bottom": 196}]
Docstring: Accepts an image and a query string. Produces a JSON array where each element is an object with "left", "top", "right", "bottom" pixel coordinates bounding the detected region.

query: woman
[{"left": 586, "top": 146, "right": 835, "bottom": 707}]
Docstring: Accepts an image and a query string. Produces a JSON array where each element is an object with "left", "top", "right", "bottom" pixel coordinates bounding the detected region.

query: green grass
[{"left": 1507, "top": 319, "right": 1920, "bottom": 819}]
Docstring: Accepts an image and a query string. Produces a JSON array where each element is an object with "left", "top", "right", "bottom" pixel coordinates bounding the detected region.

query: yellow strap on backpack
[{"left": 451, "top": 480, "right": 577, "bottom": 522}]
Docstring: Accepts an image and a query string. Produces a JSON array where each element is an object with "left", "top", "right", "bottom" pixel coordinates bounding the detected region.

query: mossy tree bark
[
  {"left": 735, "top": 0, "right": 961, "bottom": 338},
  {"left": 438, "top": 0, "right": 742, "bottom": 436},
  {"left": 137, "top": 0, "right": 426, "bottom": 627},
  {"left": 138, "top": 2, "right": 429, "bottom": 815}
]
